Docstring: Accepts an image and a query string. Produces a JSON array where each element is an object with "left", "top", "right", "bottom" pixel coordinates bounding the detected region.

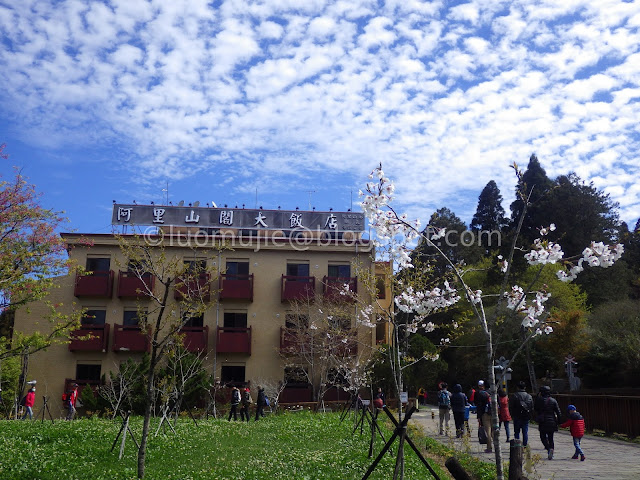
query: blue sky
[{"left": 1, "top": 0, "right": 639, "bottom": 235}]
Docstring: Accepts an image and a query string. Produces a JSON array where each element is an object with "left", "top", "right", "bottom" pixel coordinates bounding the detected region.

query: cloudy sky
[{"left": 1, "top": 0, "right": 639, "bottom": 235}]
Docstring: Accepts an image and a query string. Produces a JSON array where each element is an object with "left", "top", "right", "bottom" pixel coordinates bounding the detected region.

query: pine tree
[{"left": 470, "top": 180, "right": 507, "bottom": 235}]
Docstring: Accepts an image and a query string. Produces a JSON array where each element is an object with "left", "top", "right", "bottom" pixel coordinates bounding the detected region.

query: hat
[
  {"left": 567, "top": 404, "right": 576, "bottom": 411},
  {"left": 245, "top": 388, "right": 250, "bottom": 392},
  {"left": 478, "top": 380, "right": 484, "bottom": 387}
]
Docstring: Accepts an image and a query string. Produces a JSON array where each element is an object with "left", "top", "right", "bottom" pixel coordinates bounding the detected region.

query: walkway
[{"left": 410, "top": 406, "right": 640, "bottom": 480}]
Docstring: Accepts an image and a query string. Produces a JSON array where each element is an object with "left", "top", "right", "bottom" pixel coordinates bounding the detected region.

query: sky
[{"left": 1, "top": 0, "right": 639, "bottom": 236}]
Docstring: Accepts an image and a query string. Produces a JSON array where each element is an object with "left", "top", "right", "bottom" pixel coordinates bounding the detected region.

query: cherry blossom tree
[{"left": 360, "top": 163, "right": 623, "bottom": 480}]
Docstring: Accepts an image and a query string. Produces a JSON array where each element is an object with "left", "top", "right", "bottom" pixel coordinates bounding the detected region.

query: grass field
[{"left": 0, "top": 411, "right": 453, "bottom": 480}]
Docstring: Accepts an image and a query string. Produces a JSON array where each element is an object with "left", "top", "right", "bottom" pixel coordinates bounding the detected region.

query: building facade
[{"left": 14, "top": 205, "right": 390, "bottom": 415}]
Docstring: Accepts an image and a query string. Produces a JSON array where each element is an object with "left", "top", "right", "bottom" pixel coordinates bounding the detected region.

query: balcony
[
  {"left": 330, "top": 332, "right": 358, "bottom": 356},
  {"left": 279, "top": 327, "right": 311, "bottom": 355},
  {"left": 74, "top": 270, "right": 114, "bottom": 298},
  {"left": 112, "top": 324, "right": 150, "bottom": 353},
  {"left": 175, "top": 273, "right": 211, "bottom": 302},
  {"left": 180, "top": 325, "right": 209, "bottom": 353},
  {"left": 323, "top": 276, "right": 357, "bottom": 302},
  {"left": 219, "top": 274, "right": 253, "bottom": 301},
  {"left": 117, "top": 271, "right": 155, "bottom": 298},
  {"left": 69, "top": 324, "right": 110, "bottom": 352},
  {"left": 216, "top": 326, "right": 251, "bottom": 354},
  {"left": 281, "top": 275, "right": 315, "bottom": 302}
]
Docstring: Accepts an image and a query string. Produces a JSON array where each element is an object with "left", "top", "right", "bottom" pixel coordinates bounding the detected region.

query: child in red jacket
[{"left": 560, "top": 404, "right": 585, "bottom": 461}]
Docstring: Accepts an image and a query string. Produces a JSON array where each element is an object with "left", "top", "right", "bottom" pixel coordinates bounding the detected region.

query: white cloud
[{"left": 0, "top": 0, "right": 639, "bottom": 228}]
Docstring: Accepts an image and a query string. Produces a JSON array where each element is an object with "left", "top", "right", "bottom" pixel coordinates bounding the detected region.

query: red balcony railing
[
  {"left": 117, "top": 271, "right": 155, "bottom": 298},
  {"left": 219, "top": 274, "right": 253, "bottom": 301},
  {"left": 330, "top": 332, "right": 358, "bottom": 356},
  {"left": 180, "top": 325, "right": 209, "bottom": 353},
  {"left": 216, "top": 326, "right": 251, "bottom": 354},
  {"left": 279, "top": 327, "right": 312, "bottom": 355},
  {"left": 323, "top": 276, "right": 357, "bottom": 302},
  {"left": 281, "top": 275, "right": 315, "bottom": 302},
  {"left": 112, "top": 324, "right": 150, "bottom": 353},
  {"left": 175, "top": 273, "right": 211, "bottom": 301},
  {"left": 64, "top": 378, "right": 102, "bottom": 397},
  {"left": 68, "top": 324, "right": 110, "bottom": 352},
  {"left": 74, "top": 270, "right": 114, "bottom": 298}
]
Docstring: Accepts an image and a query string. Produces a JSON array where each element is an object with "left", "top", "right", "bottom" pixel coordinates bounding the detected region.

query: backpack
[
  {"left": 264, "top": 396, "right": 270, "bottom": 407},
  {"left": 438, "top": 390, "right": 451, "bottom": 408},
  {"left": 20, "top": 395, "right": 27, "bottom": 406},
  {"left": 62, "top": 392, "right": 69, "bottom": 403},
  {"left": 515, "top": 394, "right": 530, "bottom": 418}
]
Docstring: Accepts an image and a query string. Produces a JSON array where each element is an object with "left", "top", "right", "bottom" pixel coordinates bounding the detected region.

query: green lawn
[{"left": 0, "top": 411, "right": 451, "bottom": 480}]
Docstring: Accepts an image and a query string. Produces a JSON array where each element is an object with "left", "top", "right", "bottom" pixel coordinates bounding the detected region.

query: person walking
[
  {"left": 255, "top": 386, "right": 266, "bottom": 421},
  {"left": 450, "top": 384, "right": 468, "bottom": 438},
  {"left": 509, "top": 380, "right": 534, "bottom": 447},
  {"left": 228, "top": 386, "right": 241, "bottom": 421},
  {"left": 65, "top": 384, "right": 79, "bottom": 421},
  {"left": 240, "top": 387, "right": 252, "bottom": 422},
  {"left": 498, "top": 388, "right": 512, "bottom": 442},
  {"left": 373, "top": 387, "right": 386, "bottom": 409},
  {"left": 560, "top": 404, "right": 586, "bottom": 461},
  {"left": 21, "top": 386, "right": 36, "bottom": 420},
  {"left": 475, "top": 380, "right": 493, "bottom": 453},
  {"left": 534, "top": 385, "right": 561, "bottom": 459},
  {"left": 438, "top": 382, "right": 452, "bottom": 435}
]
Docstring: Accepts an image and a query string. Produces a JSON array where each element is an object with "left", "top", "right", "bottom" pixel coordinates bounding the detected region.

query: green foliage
[
  {"left": 471, "top": 180, "right": 508, "bottom": 235},
  {"left": 424, "top": 436, "right": 496, "bottom": 480},
  {"left": 0, "top": 356, "right": 20, "bottom": 417},
  {"left": 581, "top": 299, "right": 640, "bottom": 387},
  {"left": 0, "top": 412, "right": 448, "bottom": 479}
]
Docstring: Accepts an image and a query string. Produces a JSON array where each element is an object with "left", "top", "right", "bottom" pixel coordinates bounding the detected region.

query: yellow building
[{"left": 14, "top": 204, "right": 389, "bottom": 415}]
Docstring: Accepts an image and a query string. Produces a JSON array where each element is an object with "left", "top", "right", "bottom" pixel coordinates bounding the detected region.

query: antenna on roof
[
  {"left": 193, "top": 201, "right": 200, "bottom": 207},
  {"left": 178, "top": 200, "right": 184, "bottom": 207}
]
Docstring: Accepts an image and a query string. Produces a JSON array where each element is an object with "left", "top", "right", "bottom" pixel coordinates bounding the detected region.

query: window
[
  {"left": 123, "top": 310, "right": 143, "bottom": 327},
  {"left": 127, "top": 259, "right": 150, "bottom": 276},
  {"left": 76, "top": 363, "right": 101, "bottom": 382},
  {"left": 184, "top": 259, "right": 207, "bottom": 272},
  {"left": 224, "top": 312, "right": 247, "bottom": 328},
  {"left": 182, "top": 313, "right": 204, "bottom": 327},
  {"left": 284, "top": 366, "right": 310, "bottom": 388},
  {"left": 376, "top": 275, "right": 386, "bottom": 299},
  {"left": 329, "top": 316, "right": 351, "bottom": 331},
  {"left": 221, "top": 365, "right": 245, "bottom": 385},
  {"left": 328, "top": 264, "right": 351, "bottom": 278},
  {"left": 226, "top": 261, "right": 249, "bottom": 278},
  {"left": 285, "top": 313, "right": 309, "bottom": 329},
  {"left": 287, "top": 263, "right": 309, "bottom": 277},
  {"left": 82, "top": 309, "right": 106, "bottom": 325},
  {"left": 86, "top": 257, "right": 110, "bottom": 273}
]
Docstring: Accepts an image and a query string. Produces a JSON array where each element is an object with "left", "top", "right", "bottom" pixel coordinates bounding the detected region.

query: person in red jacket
[
  {"left": 21, "top": 387, "right": 36, "bottom": 420},
  {"left": 560, "top": 404, "right": 585, "bottom": 461},
  {"left": 498, "top": 388, "right": 512, "bottom": 442}
]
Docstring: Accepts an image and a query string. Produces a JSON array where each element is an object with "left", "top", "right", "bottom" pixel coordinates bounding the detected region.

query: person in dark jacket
[
  {"left": 450, "top": 384, "right": 468, "bottom": 438},
  {"left": 255, "top": 386, "right": 266, "bottom": 421},
  {"left": 560, "top": 404, "right": 586, "bottom": 461},
  {"left": 228, "top": 386, "right": 241, "bottom": 421},
  {"left": 534, "top": 385, "right": 561, "bottom": 459},
  {"left": 509, "top": 381, "right": 534, "bottom": 446},
  {"left": 475, "top": 380, "right": 493, "bottom": 452},
  {"left": 240, "top": 387, "right": 252, "bottom": 422}
]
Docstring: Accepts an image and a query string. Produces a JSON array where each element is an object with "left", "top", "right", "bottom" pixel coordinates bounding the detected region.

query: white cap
[{"left": 478, "top": 380, "right": 484, "bottom": 386}]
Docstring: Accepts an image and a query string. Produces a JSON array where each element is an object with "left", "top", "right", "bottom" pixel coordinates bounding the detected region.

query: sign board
[
  {"left": 112, "top": 204, "right": 364, "bottom": 232},
  {"left": 361, "top": 399, "right": 371, "bottom": 406},
  {"left": 400, "top": 392, "right": 408, "bottom": 404}
]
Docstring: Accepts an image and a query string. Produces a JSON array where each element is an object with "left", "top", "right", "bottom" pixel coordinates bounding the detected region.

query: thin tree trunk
[{"left": 485, "top": 329, "right": 504, "bottom": 480}]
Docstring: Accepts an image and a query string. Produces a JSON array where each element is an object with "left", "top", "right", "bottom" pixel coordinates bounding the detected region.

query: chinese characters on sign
[{"left": 112, "top": 204, "right": 364, "bottom": 232}]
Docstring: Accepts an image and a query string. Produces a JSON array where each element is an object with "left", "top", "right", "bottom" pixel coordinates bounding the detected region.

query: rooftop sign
[{"left": 111, "top": 204, "right": 364, "bottom": 232}]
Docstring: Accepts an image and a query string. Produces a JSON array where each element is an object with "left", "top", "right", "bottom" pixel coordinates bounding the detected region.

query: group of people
[
  {"left": 16, "top": 382, "right": 79, "bottom": 421},
  {"left": 437, "top": 380, "right": 586, "bottom": 461},
  {"left": 227, "top": 385, "right": 267, "bottom": 422}
]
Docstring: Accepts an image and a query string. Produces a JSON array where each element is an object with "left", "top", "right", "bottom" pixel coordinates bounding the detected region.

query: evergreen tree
[
  {"left": 509, "top": 154, "right": 554, "bottom": 245},
  {"left": 471, "top": 180, "right": 507, "bottom": 252}
]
